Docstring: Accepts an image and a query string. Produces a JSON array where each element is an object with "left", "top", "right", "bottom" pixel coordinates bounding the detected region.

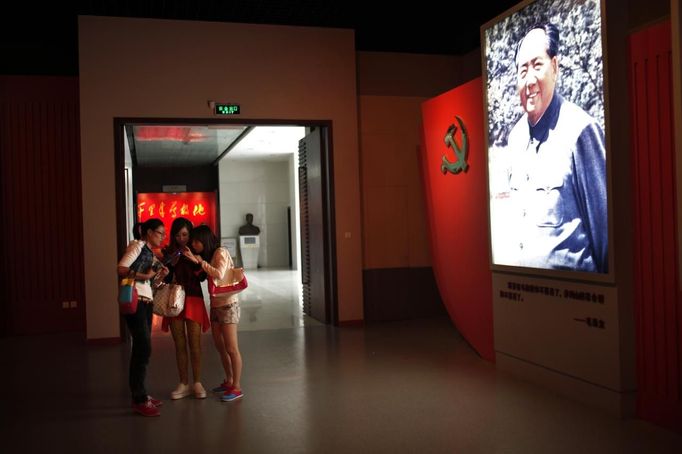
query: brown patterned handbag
[{"left": 152, "top": 282, "right": 185, "bottom": 317}]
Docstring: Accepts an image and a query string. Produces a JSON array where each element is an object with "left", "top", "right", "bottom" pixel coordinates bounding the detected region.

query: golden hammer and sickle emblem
[{"left": 441, "top": 115, "right": 469, "bottom": 175}]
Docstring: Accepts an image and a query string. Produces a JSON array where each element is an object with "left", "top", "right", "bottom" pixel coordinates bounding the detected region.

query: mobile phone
[{"left": 163, "top": 248, "right": 183, "bottom": 265}]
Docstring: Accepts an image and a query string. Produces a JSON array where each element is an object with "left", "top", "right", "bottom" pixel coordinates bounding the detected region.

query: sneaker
[
  {"left": 132, "top": 400, "right": 161, "bottom": 417},
  {"left": 220, "top": 389, "right": 243, "bottom": 402},
  {"left": 147, "top": 396, "right": 163, "bottom": 407},
  {"left": 194, "top": 382, "right": 207, "bottom": 399},
  {"left": 170, "top": 383, "right": 191, "bottom": 400},
  {"left": 212, "top": 380, "right": 232, "bottom": 393}
]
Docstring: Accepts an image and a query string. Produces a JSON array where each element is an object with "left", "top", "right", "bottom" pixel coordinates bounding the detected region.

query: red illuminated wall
[
  {"left": 136, "top": 191, "right": 217, "bottom": 331},
  {"left": 137, "top": 192, "right": 218, "bottom": 248},
  {"left": 629, "top": 19, "right": 682, "bottom": 433},
  {"left": 420, "top": 78, "right": 494, "bottom": 361}
]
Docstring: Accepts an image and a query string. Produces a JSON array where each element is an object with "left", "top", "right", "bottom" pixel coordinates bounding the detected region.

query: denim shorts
[{"left": 210, "top": 302, "right": 240, "bottom": 324}]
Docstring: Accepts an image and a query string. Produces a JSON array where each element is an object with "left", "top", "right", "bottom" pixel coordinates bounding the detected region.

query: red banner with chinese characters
[{"left": 136, "top": 192, "right": 218, "bottom": 247}]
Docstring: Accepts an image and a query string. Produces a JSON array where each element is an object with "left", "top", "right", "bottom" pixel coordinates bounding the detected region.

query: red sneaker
[
  {"left": 211, "top": 381, "right": 233, "bottom": 393},
  {"left": 132, "top": 400, "right": 161, "bottom": 417},
  {"left": 147, "top": 396, "right": 163, "bottom": 407},
  {"left": 220, "top": 389, "right": 243, "bottom": 402}
]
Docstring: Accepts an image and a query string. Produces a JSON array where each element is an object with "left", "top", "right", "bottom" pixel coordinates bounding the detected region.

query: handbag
[
  {"left": 118, "top": 277, "right": 138, "bottom": 315},
  {"left": 208, "top": 267, "right": 248, "bottom": 298},
  {"left": 153, "top": 282, "right": 185, "bottom": 317},
  {"left": 118, "top": 241, "right": 152, "bottom": 315}
]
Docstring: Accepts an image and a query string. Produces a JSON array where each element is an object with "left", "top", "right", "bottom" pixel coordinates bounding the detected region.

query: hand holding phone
[
  {"left": 181, "top": 246, "right": 199, "bottom": 263},
  {"left": 162, "top": 248, "right": 183, "bottom": 265}
]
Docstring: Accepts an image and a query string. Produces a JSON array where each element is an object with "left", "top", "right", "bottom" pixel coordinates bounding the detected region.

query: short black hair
[
  {"left": 141, "top": 218, "right": 164, "bottom": 239},
  {"left": 514, "top": 22, "right": 560, "bottom": 66}
]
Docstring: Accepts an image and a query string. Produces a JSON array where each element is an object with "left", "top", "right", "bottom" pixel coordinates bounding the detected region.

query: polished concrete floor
[
  {"left": 1, "top": 271, "right": 681, "bottom": 453},
  {"left": 232, "top": 268, "right": 324, "bottom": 331},
  {"left": 150, "top": 268, "right": 323, "bottom": 333}
]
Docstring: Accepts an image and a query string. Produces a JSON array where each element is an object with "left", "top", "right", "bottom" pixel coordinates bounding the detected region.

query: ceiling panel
[
  {"left": 130, "top": 124, "right": 304, "bottom": 166},
  {"left": 133, "top": 125, "right": 248, "bottom": 167},
  {"left": 227, "top": 126, "right": 306, "bottom": 161}
]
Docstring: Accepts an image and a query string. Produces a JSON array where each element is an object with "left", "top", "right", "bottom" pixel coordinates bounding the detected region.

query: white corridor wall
[{"left": 219, "top": 159, "right": 292, "bottom": 268}]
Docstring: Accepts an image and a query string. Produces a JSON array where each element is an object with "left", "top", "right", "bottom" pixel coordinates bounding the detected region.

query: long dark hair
[
  {"left": 190, "top": 225, "right": 219, "bottom": 262},
  {"left": 132, "top": 222, "right": 143, "bottom": 240},
  {"left": 168, "top": 217, "right": 193, "bottom": 250}
]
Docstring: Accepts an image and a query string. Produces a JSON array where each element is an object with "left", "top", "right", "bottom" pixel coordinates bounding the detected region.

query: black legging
[{"left": 124, "top": 301, "right": 153, "bottom": 404}]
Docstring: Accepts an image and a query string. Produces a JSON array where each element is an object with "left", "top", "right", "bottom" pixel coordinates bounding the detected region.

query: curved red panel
[{"left": 420, "top": 78, "right": 494, "bottom": 361}]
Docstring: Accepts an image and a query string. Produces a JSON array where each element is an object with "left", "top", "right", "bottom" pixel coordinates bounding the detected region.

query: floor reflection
[{"left": 152, "top": 268, "right": 323, "bottom": 333}]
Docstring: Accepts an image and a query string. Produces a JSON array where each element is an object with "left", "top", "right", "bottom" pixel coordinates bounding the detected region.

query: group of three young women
[{"left": 116, "top": 218, "right": 243, "bottom": 417}]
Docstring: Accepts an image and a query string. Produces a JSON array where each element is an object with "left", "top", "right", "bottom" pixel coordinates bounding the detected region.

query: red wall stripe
[
  {"left": 0, "top": 76, "right": 85, "bottom": 336},
  {"left": 629, "top": 20, "right": 682, "bottom": 432}
]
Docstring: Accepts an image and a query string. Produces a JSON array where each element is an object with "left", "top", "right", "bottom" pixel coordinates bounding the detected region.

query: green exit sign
[{"left": 214, "top": 103, "right": 240, "bottom": 115}]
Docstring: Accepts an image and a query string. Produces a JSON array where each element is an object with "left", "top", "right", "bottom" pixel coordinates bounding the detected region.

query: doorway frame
[{"left": 113, "top": 117, "right": 338, "bottom": 331}]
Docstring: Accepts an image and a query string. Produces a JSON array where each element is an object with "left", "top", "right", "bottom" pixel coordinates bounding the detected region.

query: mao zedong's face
[{"left": 516, "top": 28, "right": 558, "bottom": 126}]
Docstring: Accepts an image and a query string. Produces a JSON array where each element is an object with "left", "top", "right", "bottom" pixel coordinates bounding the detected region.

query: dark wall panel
[
  {"left": 298, "top": 127, "right": 333, "bottom": 324},
  {"left": 363, "top": 267, "right": 446, "bottom": 321},
  {"left": 0, "top": 76, "right": 85, "bottom": 336},
  {"left": 133, "top": 165, "right": 218, "bottom": 194}
]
